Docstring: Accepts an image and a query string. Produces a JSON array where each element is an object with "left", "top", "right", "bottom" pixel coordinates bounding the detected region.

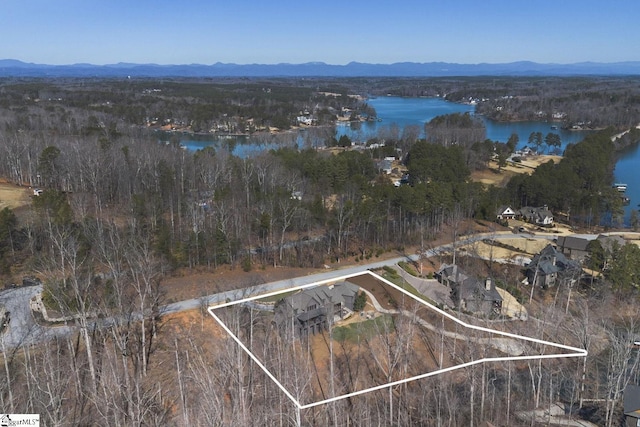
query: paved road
[
  {"left": 0, "top": 231, "right": 560, "bottom": 350},
  {"left": 165, "top": 231, "right": 556, "bottom": 312}
]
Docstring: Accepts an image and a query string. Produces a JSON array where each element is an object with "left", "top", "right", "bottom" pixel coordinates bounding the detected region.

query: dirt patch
[
  {"left": 0, "top": 181, "right": 31, "bottom": 210},
  {"left": 160, "top": 266, "right": 319, "bottom": 303},
  {"left": 347, "top": 273, "right": 406, "bottom": 310},
  {"left": 460, "top": 237, "right": 550, "bottom": 260},
  {"left": 471, "top": 155, "right": 561, "bottom": 187}
]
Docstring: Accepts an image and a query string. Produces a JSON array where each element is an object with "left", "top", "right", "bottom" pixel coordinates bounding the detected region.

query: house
[
  {"left": 556, "top": 234, "right": 625, "bottom": 263},
  {"left": 274, "top": 282, "right": 360, "bottom": 338},
  {"left": 518, "top": 206, "right": 554, "bottom": 226},
  {"left": 515, "top": 146, "right": 536, "bottom": 156},
  {"left": 435, "top": 264, "right": 502, "bottom": 316},
  {"left": 555, "top": 235, "right": 595, "bottom": 262},
  {"left": 524, "top": 244, "right": 582, "bottom": 288},
  {"left": 624, "top": 385, "right": 640, "bottom": 426},
  {"left": 496, "top": 205, "right": 516, "bottom": 221},
  {"left": 378, "top": 157, "right": 395, "bottom": 174}
]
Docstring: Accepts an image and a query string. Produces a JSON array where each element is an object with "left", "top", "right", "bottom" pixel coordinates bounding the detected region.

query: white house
[{"left": 496, "top": 206, "right": 516, "bottom": 220}]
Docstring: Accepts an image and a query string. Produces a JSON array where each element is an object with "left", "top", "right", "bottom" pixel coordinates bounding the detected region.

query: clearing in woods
[{"left": 0, "top": 181, "right": 32, "bottom": 210}]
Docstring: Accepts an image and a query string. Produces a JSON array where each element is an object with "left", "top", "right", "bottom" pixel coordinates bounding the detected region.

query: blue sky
[{"left": 2, "top": 0, "right": 638, "bottom": 65}]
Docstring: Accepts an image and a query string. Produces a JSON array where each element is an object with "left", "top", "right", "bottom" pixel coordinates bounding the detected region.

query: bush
[
  {"left": 353, "top": 291, "right": 367, "bottom": 311},
  {"left": 241, "top": 256, "right": 252, "bottom": 272}
]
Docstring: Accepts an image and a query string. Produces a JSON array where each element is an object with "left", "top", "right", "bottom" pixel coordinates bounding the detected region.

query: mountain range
[{"left": 1, "top": 59, "right": 640, "bottom": 77}]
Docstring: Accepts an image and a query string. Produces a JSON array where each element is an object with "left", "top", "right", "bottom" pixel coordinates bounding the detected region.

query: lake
[
  {"left": 339, "top": 96, "right": 590, "bottom": 150},
  {"left": 181, "top": 96, "right": 590, "bottom": 154},
  {"left": 613, "top": 142, "right": 640, "bottom": 223},
  {"left": 179, "top": 96, "right": 638, "bottom": 222}
]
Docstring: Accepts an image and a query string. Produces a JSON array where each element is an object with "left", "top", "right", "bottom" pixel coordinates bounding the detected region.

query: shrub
[{"left": 353, "top": 291, "right": 367, "bottom": 311}]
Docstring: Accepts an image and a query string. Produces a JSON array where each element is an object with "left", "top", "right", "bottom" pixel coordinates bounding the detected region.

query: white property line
[{"left": 207, "top": 269, "right": 587, "bottom": 410}]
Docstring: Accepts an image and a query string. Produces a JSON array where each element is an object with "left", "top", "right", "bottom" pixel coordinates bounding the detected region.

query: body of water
[
  {"left": 613, "top": 143, "right": 640, "bottom": 223},
  {"left": 179, "top": 95, "right": 638, "bottom": 221},
  {"left": 342, "top": 96, "right": 590, "bottom": 151},
  {"left": 181, "top": 96, "right": 589, "bottom": 154}
]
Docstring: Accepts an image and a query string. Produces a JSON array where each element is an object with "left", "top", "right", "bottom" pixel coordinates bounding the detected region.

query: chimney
[
  {"left": 552, "top": 256, "right": 557, "bottom": 266},
  {"left": 485, "top": 278, "right": 492, "bottom": 291}
]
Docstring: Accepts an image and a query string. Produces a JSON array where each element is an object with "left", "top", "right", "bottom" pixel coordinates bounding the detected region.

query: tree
[
  {"left": 406, "top": 140, "right": 470, "bottom": 184},
  {"left": 338, "top": 134, "right": 351, "bottom": 147},
  {"left": 38, "top": 145, "right": 62, "bottom": 189},
  {"left": 353, "top": 291, "right": 367, "bottom": 311},
  {"left": 528, "top": 131, "right": 543, "bottom": 153},
  {"left": 506, "top": 133, "right": 519, "bottom": 153},
  {"left": 585, "top": 240, "right": 606, "bottom": 272},
  {"left": 0, "top": 207, "right": 17, "bottom": 273},
  {"left": 606, "top": 243, "right": 640, "bottom": 291},
  {"left": 631, "top": 210, "right": 639, "bottom": 231},
  {"left": 544, "top": 132, "right": 562, "bottom": 154}
]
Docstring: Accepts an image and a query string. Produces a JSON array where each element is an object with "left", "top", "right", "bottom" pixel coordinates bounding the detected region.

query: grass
[
  {"left": 398, "top": 260, "right": 419, "bottom": 276},
  {"left": 332, "top": 315, "right": 394, "bottom": 343},
  {"left": 379, "top": 268, "right": 438, "bottom": 306}
]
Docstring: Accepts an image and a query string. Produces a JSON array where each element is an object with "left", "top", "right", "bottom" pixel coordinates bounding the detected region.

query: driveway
[{"left": 0, "top": 285, "right": 74, "bottom": 350}]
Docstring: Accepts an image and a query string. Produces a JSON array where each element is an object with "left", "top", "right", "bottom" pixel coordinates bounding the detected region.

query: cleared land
[
  {"left": 471, "top": 155, "right": 562, "bottom": 187},
  {"left": 0, "top": 181, "right": 31, "bottom": 210}
]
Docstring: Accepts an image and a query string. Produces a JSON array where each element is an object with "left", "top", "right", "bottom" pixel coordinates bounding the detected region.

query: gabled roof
[
  {"left": 437, "top": 264, "right": 502, "bottom": 303},
  {"left": 284, "top": 282, "right": 359, "bottom": 314},
  {"left": 519, "top": 206, "right": 553, "bottom": 221},
  {"left": 526, "top": 244, "right": 581, "bottom": 276},
  {"left": 437, "top": 264, "right": 471, "bottom": 284},
  {"left": 597, "top": 234, "right": 625, "bottom": 252},
  {"left": 556, "top": 235, "right": 593, "bottom": 252},
  {"left": 496, "top": 205, "right": 515, "bottom": 215},
  {"left": 457, "top": 277, "right": 502, "bottom": 303}
]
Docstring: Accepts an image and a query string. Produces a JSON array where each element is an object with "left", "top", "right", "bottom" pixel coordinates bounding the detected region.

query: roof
[
  {"left": 526, "top": 244, "right": 581, "bottom": 276},
  {"left": 624, "top": 385, "right": 640, "bottom": 418},
  {"left": 458, "top": 277, "right": 502, "bottom": 303},
  {"left": 597, "top": 234, "right": 625, "bottom": 252},
  {"left": 519, "top": 206, "right": 553, "bottom": 221},
  {"left": 556, "top": 235, "right": 593, "bottom": 252},
  {"left": 496, "top": 205, "right": 515, "bottom": 215},
  {"left": 285, "top": 282, "right": 359, "bottom": 314},
  {"left": 437, "top": 264, "right": 502, "bottom": 303}
]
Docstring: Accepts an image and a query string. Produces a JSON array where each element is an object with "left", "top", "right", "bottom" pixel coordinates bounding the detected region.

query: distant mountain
[{"left": 1, "top": 59, "right": 640, "bottom": 77}]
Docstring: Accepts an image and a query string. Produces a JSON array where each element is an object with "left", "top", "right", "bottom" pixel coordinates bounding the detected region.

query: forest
[{"left": 1, "top": 76, "right": 640, "bottom": 426}]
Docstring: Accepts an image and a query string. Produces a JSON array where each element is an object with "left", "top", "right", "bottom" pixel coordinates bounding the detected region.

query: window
[{"left": 307, "top": 304, "right": 317, "bottom": 311}]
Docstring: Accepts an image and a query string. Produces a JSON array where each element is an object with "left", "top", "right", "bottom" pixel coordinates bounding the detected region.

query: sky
[{"left": 2, "top": 0, "right": 639, "bottom": 66}]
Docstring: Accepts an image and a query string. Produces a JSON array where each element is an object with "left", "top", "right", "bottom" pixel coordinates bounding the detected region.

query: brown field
[
  {"left": 471, "top": 155, "right": 562, "bottom": 187},
  {"left": 0, "top": 181, "right": 32, "bottom": 210}
]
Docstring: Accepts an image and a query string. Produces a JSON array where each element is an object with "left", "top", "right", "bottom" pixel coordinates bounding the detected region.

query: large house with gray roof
[
  {"left": 518, "top": 206, "right": 554, "bottom": 226},
  {"left": 556, "top": 234, "right": 625, "bottom": 263},
  {"left": 274, "top": 282, "right": 360, "bottom": 338},
  {"left": 524, "top": 244, "right": 582, "bottom": 288},
  {"left": 435, "top": 264, "right": 502, "bottom": 316}
]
